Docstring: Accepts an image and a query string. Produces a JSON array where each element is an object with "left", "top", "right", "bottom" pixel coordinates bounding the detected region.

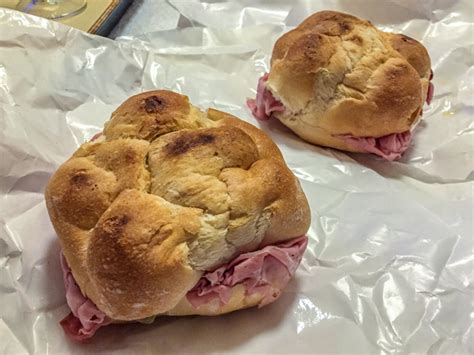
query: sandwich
[
  {"left": 45, "top": 90, "right": 311, "bottom": 341},
  {"left": 247, "top": 11, "right": 434, "bottom": 160}
]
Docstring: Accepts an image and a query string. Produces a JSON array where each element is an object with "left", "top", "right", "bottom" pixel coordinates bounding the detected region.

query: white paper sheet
[{"left": 0, "top": 1, "right": 473, "bottom": 354}]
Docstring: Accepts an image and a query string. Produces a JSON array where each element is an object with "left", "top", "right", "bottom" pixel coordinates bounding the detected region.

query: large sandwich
[
  {"left": 248, "top": 11, "right": 434, "bottom": 160},
  {"left": 45, "top": 90, "right": 311, "bottom": 341}
]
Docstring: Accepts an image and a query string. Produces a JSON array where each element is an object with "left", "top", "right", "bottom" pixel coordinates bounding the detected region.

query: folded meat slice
[
  {"left": 59, "top": 235, "right": 308, "bottom": 341},
  {"left": 186, "top": 235, "right": 308, "bottom": 308},
  {"left": 338, "top": 131, "right": 412, "bottom": 161},
  {"left": 59, "top": 253, "right": 111, "bottom": 342},
  {"left": 246, "top": 73, "right": 285, "bottom": 121}
]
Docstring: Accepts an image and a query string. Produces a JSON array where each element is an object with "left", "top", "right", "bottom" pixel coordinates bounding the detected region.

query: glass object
[{"left": 15, "top": 0, "right": 87, "bottom": 20}]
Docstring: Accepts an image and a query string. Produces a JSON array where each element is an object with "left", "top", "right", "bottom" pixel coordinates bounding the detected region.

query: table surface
[{"left": 110, "top": 0, "right": 181, "bottom": 38}]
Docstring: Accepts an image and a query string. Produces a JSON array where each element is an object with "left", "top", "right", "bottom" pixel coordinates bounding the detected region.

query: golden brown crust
[
  {"left": 386, "top": 33, "right": 431, "bottom": 78},
  {"left": 45, "top": 90, "right": 310, "bottom": 321},
  {"left": 266, "top": 11, "right": 432, "bottom": 148},
  {"left": 104, "top": 90, "right": 211, "bottom": 141},
  {"left": 88, "top": 189, "right": 202, "bottom": 320},
  {"left": 209, "top": 109, "right": 284, "bottom": 160}
]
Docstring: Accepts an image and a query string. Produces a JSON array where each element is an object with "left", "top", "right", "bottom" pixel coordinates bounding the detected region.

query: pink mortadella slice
[
  {"left": 59, "top": 254, "right": 111, "bottom": 342},
  {"left": 338, "top": 131, "right": 412, "bottom": 161},
  {"left": 246, "top": 73, "right": 285, "bottom": 121},
  {"left": 186, "top": 236, "right": 308, "bottom": 309}
]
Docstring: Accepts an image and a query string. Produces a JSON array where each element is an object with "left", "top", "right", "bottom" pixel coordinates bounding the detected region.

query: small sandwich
[
  {"left": 45, "top": 90, "right": 311, "bottom": 341},
  {"left": 247, "top": 11, "right": 434, "bottom": 160}
]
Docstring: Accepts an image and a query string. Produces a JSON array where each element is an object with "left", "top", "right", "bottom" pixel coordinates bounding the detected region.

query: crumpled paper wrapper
[{"left": 0, "top": 1, "right": 472, "bottom": 354}]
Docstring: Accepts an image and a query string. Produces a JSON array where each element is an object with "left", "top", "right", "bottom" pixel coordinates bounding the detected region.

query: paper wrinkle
[{"left": 0, "top": 2, "right": 473, "bottom": 354}]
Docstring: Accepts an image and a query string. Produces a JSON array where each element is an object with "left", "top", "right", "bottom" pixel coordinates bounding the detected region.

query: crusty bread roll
[
  {"left": 45, "top": 90, "right": 310, "bottom": 323},
  {"left": 248, "top": 11, "right": 433, "bottom": 159}
]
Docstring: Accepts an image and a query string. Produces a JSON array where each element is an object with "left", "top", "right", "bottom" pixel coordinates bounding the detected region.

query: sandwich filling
[
  {"left": 246, "top": 73, "right": 285, "bottom": 121},
  {"left": 59, "top": 235, "right": 308, "bottom": 341},
  {"left": 247, "top": 72, "right": 434, "bottom": 160},
  {"left": 337, "top": 131, "right": 412, "bottom": 161},
  {"left": 186, "top": 235, "right": 307, "bottom": 308},
  {"left": 59, "top": 254, "right": 112, "bottom": 342}
]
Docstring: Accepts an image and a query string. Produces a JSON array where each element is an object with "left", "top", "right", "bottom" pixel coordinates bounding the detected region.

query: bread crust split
[
  {"left": 45, "top": 90, "right": 310, "bottom": 321},
  {"left": 265, "top": 11, "right": 432, "bottom": 151}
]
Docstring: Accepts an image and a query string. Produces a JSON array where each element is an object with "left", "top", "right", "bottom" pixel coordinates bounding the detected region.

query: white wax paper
[{"left": 0, "top": 1, "right": 473, "bottom": 354}]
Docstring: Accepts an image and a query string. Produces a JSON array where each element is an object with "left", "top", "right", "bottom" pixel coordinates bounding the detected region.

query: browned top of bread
[
  {"left": 267, "top": 11, "right": 432, "bottom": 143},
  {"left": 45, "top": 90, "right": 310, "bottom": 321}
]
